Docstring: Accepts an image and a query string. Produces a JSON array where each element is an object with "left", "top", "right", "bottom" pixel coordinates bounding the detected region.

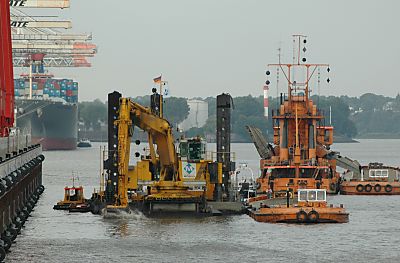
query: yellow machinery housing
[{"left": 105, "top": 91, "right": 222, "bottom": 213}]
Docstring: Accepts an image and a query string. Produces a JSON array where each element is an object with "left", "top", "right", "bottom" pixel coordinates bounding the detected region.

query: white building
[{"left": 179, "top": 99, "right": 208, "bottom": 131}]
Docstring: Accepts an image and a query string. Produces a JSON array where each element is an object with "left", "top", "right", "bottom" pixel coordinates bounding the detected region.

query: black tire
[
  {"left": 329, "top": 183, "right": 336, "bottom": 192},
  {"left": 296, "top": 210, "right": 308, "bottom": 223},
  {"left": 1, "top": 236, "right": 11, "bottom": 251},
  {"left": 91, "top": 205, "right": 100, "bottom": 215},
  {"left": 308, "top": 210, "right": 320, "bottom": 223},
  {"left": 385, "top": 184, "right": 393, "bottom": 193},
  {"left": 356, "top": 184, "right": 364, "bottom": 192},
  {"left": 12, "top": 219, "right": 22, "bottom": 229},
  {"left": 374, "top": 184, "right": 381, "bottom": 192},
  {"left": 365, "top": 184, "right": 372, "bottom": 192},
  {"left": 26, "top": 203, "right": 33, "bottom": 212},
  {"left": 0, "top": 184, "right": 5, "bottom": 197},
  {"left": 0, "top": 246, "right": 5, "bottom": 261},
  {"left": 7, "top": 229, "right": 17, "bottom": 241}
]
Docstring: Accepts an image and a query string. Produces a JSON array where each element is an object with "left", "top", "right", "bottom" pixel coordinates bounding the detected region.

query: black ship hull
[{"left": 16, "top": 99, "right": 78, "bottom": 150}]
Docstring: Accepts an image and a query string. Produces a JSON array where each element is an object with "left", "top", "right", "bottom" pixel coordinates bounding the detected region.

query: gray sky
[{"left": 22, "top": 0, "right": 400, "bottom": 101}]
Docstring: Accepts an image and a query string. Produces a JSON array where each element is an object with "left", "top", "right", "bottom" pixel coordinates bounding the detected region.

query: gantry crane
[{"left": 10, "top": 1, "right": 96, "bottom": 71}]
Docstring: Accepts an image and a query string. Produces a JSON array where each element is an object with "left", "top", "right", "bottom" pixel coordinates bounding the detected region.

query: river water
[{"left": 7, "top": 139, "right": 400, "bottom": 263}]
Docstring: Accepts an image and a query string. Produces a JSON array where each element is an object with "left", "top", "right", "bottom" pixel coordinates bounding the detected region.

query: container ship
[
  {"left": 14, "top": 74, "right": 78, "bottom": 150},
  {"left": 0, "top": 2, "right": 45, "bottom": 261}
]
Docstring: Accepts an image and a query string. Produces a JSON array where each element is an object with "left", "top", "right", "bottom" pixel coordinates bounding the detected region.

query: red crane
[{"left": 0, "top": 0, "right": 14, "bottom": 136}]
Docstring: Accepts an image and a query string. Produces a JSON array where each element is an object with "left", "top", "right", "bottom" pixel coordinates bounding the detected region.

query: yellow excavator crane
[{"left": 103, "top": 91, "right": 222, "bottom": 214}]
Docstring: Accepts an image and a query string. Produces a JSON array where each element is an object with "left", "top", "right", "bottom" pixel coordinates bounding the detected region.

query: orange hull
[
  {"left": 249, "top": 207, "right": 348, "bottom": 223},
  {"left": 340, "top": 181, "right": 400, "bottom": 195}
]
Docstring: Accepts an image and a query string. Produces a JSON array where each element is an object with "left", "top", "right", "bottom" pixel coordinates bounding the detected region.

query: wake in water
[{"left": 102, "top": 207, "right": 144, "bottom": 220}]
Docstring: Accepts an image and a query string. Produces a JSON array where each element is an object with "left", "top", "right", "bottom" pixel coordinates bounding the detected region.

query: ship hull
[
  {"left": 16, "top": 99, "right": 78, "bottom": 150},
  {"left": 340, "top": 181, "right": 400, "bottom": 195}
]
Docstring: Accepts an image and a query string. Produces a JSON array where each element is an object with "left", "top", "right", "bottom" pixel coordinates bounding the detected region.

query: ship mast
[{"left": 266, "top": 35, "right": 331, "bottom": 178}]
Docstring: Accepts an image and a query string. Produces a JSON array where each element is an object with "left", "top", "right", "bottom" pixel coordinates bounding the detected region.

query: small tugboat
[
  {"left": 77, "top": 138, "right": 92, "bottom": 148},
  {"left": 53, "top": 177, "right": 90, "bottom": 212},
  {"left": 340, "top": 162, "right": 400, "bottom": 195},
  {"left": 248, "top": 189, "right": 348, "bottom": 223}
]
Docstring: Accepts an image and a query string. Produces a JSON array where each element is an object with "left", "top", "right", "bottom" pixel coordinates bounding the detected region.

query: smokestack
[{"left": 263, "top": 85, "right": 269, "bottom": 118}]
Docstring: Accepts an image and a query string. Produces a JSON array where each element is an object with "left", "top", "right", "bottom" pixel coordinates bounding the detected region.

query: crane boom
[
  {"left": 10, "top": 0, "right": 70, "bottom": 8},
  {"left": 10, "top": 20, "right": 72, "bottom": 29}
]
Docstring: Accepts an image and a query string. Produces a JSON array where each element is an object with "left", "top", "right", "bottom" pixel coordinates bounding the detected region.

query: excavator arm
[
  {"left": 126, "top": 99, "right": 178, "bottom": 181},
  {"left": 112, "top": 96, "right": 179, "bottom": 208}
]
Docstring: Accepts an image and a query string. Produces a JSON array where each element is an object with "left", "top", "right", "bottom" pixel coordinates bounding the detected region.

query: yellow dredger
[{"left": 91, "top": 90, "right": 226, "bottom": 215}]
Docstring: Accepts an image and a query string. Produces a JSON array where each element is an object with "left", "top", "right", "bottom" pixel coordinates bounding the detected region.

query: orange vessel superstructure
[{"left": 256, "top": 35, "right": 340, "bottom": 196}]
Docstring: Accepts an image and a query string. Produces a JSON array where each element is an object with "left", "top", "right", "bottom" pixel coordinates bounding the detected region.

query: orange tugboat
[
  {"left": 250, "top": 35, "right": 340, "bottom": 196},
  {"left": 340, "top": 162, "right": 400, "bottom": 195},
  {"left": 53, "top": 177, "right": 90, "bottom": 212},
  {"left": 248, "top": 189, "right": 348, "bottom": 223}
]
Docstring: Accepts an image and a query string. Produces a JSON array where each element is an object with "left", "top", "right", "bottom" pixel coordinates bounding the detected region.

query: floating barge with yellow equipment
[{"left": 248, "top": 189, "right": 348, "bottom": 223}]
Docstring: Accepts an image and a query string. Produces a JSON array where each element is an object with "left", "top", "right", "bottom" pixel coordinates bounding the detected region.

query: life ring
[
  {"left": 296, "top": 210, "right": 308, "bottom": 223},
  {"left": 308, "top": 210, "right": 320, "bottom": 223},
  {"left": 365, "top": 184, "right": 372, "bottom": 192},
  {"left": 385, "top": 184, "right": 393, "bottom": 193},
  {"left": 356, "top": 184, "right": 364, "bottom": 192},
  {"left": 256, "top": 182, "right": 261, "bottom": 190},
  {"left": 374, "top": 184, "right": 381, "bottom": 192}
]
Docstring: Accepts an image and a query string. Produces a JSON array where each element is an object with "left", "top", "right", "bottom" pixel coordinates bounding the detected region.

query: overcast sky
[{"left": 16, "top": 0, "right": 400, "bottom": 101}]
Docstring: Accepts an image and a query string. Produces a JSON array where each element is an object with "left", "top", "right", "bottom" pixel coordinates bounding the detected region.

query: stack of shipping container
[{"left": 14, "top": 78, "right": 78, "bottom": 103}]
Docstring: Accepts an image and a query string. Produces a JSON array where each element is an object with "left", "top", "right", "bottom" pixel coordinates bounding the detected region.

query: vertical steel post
[
  {"left": 0, "top": 0, "right": 15, "bottom": 136},
  {"left": 216, "top": 93, "right": 234, "bottom": 200}
]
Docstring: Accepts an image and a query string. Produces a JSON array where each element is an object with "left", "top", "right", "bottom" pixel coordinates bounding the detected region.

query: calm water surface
[{"left": 7, "top": 139, "right": 400, "bottom": 263}]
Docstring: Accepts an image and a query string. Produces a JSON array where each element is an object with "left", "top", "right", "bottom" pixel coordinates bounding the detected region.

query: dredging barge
[
  {"left": 250, "top": 35, "right": 341, "bottom": 197},
  {"left": 246, "top": 35, "right": 350, "bottom": 224},
  {"left": 89, "top": 88, "right": 242, "bottom": 216}
]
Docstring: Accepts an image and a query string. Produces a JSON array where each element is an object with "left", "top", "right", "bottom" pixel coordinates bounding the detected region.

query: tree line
[{"left": 78, "top": 93, "right": 400, "bottom": 141}]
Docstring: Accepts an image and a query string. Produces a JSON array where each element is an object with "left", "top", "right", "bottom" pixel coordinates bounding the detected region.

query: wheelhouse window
[
  {"left": 298, "top": 189, "right": 326, "bottom": 202},
  {"left": 369, "top": 169, "right": 389, "bottom": 178}
]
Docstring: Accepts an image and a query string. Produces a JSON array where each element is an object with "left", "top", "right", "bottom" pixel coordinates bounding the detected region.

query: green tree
[
  {"left": 163, "top": 97, "right": 189, "bottom": 125},
  {"left": 78, "top": 99, "right": 107, "bottom": 130}
]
